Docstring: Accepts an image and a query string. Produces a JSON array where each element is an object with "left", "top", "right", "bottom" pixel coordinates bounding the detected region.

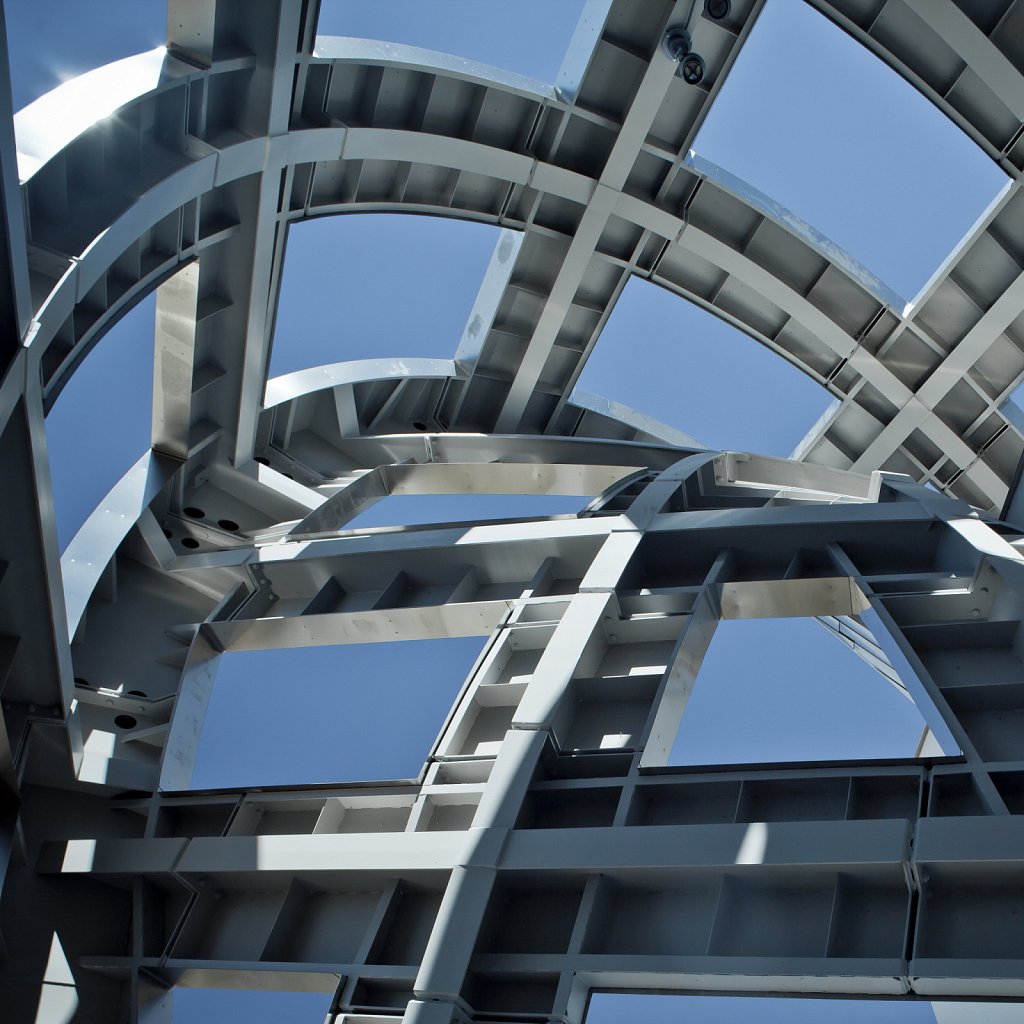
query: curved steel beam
[
  {"left": 9, "top": 3, "right": 1024, "bottom": 1019},
  {"left": 809, "top": 0, "right": 1024, "bottom": 179},
  {"left": 12, "top": 22, "right": 1021, "bottom": 514}
]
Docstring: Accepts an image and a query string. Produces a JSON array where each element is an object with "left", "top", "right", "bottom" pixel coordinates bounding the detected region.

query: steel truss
[{"left": 1, "top": 1, "right": 1024, "bottom": 1021}]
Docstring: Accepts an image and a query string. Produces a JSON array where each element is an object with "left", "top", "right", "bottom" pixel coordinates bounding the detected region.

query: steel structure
[{"left": 2, "top": 0, "right": 1024, "bottom": 1021}]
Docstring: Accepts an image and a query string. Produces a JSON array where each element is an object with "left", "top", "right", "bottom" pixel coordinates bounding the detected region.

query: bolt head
[
  {"left": 680, "top": 53, "right": 706, "bottom": 85},
  {"left": 662, "top": 28, "right": 691, "bottom": 63}
]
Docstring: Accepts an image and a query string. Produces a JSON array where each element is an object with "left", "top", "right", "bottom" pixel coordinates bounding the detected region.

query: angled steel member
[{"left": 1, "top": 1, "right": 1024, "bottom": 1022}]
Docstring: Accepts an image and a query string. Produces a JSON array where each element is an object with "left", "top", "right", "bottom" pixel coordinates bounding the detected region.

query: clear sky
[{"left": 6, "top": 1, "right": 1010, "bottom": 1021}]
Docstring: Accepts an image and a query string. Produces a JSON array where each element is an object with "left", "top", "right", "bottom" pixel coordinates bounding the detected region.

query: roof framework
[{"left": 1, "top": 1, "right": 1024, "bottom": 1021}]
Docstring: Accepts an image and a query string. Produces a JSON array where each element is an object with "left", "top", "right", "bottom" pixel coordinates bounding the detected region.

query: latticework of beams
[{"left": 3, "top": 1, "right": 1024, "bottom": 1022}]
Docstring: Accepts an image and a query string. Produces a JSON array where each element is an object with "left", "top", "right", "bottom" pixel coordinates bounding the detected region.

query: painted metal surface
[{"left": 2, "top": 1, "right": 1024, "bottom": 1022}]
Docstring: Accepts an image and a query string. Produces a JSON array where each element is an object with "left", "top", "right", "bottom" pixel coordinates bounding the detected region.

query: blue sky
[{"left": 7, "top": 1, "right": 1009, "bottom": 1021}]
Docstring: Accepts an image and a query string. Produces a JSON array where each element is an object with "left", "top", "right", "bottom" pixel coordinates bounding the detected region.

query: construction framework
[{"left": 1, "top": 0, "right": 1024, "bottom": 1021}]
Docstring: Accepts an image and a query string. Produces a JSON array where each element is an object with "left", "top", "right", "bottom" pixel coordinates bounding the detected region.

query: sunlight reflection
[
  {"left": 15, "top": 48, "right": 166, "bottom": 178},
  {"left": 735, "top": 821, "right": 768, "bottom": 865},
  {"left": 34, "top": 933, "right": 79, "bottom": 1024}
]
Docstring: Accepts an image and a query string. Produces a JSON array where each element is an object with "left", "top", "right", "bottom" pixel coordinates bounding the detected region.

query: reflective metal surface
[{"left": 3, "top": 2, "right": 1024, "bottom": 1022}]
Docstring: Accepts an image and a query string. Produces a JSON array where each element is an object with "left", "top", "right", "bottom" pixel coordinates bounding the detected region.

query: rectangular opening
[
  {"left": 586, "top": 993, "right": 940, "bottom": 1024},
  {"left": 189, "top": 636, "right": 486, "bottom": 788},
  {"left": 345, "top": 493, "right": 586, "bottom": 530},
  {"left": 668, "top": 618, "right": 930, "bottom": 767}
]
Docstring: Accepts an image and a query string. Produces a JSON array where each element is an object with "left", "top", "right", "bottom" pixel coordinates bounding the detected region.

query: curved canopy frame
[
  {"left": 3, "top": 2, "right": 1024, "bottom": 1022},
  {"left": 5, "top": 1, "right": 1022, "bottom": 513}
]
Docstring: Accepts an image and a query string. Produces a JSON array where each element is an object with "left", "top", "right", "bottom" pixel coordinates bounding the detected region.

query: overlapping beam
[
  {"left": 21, "top": 456, "right": 1024, "bottom": 1021},
  {"left": 13, "top": 0, "right": 1024, "bottom": 513},
  {"left": 5, "top": 1, "right": 1024, "bottom": 1021}
]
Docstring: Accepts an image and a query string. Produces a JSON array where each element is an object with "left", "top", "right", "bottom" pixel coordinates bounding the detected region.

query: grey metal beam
[
  {"left": 7, "top": 22, "right": 1020, "bottom": 511},
  {"left": 6, "top": 1, "right": 1024, "bottom": 1020},
  {"left": 453, "top": 0, "right": 767, "bottom": 435}
]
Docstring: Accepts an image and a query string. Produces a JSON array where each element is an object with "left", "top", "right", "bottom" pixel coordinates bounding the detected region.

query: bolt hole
[
  {"left": 127, "top": 690, "right": 147, "bottom": 698},
  {"left": 163, "top": 528, "right": 173, "bottom": 539},
  {"left": 183, "top": 506, "right": 205, "bottom": 519},
  {"left": 412, "top": 420, "right": 429, "bottom": 431},
  {"left": 218, "top": 519, "right": 240, "bottom": 532},
  {"left": 704, "top": 0, "right": 730, "bottom": 19},
  {"left": 181, "top": 537, "right": 200, "bottom": 549},
  {"left": 114, "top": 715, "right": 137, "bottom": 729}
]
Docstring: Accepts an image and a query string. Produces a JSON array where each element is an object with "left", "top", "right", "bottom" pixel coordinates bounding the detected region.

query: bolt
[
  {"left": 680, "top": 53, "right": 706, "bottom": 85},
  {"left": 663, "top": 28, "right": 691, "bottom": 63},
  {"left": 705, "top": 0, "right": 730, "bottom": 20}
]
